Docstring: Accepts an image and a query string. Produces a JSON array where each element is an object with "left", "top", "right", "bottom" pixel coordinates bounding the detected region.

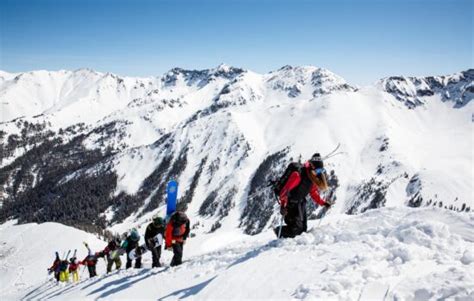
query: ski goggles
[{"left": 314, "top": 168, "right": 326, "bottom": 175}]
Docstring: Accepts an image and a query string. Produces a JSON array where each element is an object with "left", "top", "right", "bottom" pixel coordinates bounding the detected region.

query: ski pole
[
  {"left": 273, "top": 193, "right": 284, "bottom": 239},
  {"left": 277, "top": 215, "right": 283, "bottom": 239},
  {"left": 316, "top": 206, "right": 330, "bottom": 228}
]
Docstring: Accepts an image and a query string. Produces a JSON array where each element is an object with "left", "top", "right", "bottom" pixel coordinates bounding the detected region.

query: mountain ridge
[{"left": 0, "top": 66, "right": 472, "bottom": 237}]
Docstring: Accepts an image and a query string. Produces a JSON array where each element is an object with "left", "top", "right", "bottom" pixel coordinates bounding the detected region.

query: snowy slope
[
  {"left": 3, "top": 207, "right": 473, "bottom": 300},
  {"left": 0, "top": 221, "right": 105, "bottom": 300}
]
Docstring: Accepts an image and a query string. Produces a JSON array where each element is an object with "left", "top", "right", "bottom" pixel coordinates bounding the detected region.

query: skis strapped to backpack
[{"left": 63, "top": 250, "right": 71, "bottom": 261}]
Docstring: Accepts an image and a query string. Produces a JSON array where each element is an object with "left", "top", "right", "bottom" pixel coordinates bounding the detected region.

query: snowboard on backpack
[
  {"left": 128, "top": 233, "right": 163, "bottom": 260},
  {"left": 166, "top": 180, "right": 178, "bottom": 220}
]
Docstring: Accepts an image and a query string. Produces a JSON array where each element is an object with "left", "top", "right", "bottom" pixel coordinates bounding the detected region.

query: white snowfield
[{"left": 1, "top": 207, "right": 472, "bottom": 300}]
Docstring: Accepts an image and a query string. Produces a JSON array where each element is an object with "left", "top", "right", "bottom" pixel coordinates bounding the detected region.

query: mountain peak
[
  {"left": 266, "top": 65, "right": 355, "bottom": 98},
  {"left": 378, "top": 69, "right": 473, "bottom": 108}
]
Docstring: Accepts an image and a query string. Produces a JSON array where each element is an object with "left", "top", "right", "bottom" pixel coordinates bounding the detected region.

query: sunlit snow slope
[{"left": 3, "top": 207, "right": 473, "bottom": 300}]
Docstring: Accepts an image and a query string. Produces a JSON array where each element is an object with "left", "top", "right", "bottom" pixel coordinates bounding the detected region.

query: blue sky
[{"left": 0, "top": 0, "right": 472, "bottom": 85}]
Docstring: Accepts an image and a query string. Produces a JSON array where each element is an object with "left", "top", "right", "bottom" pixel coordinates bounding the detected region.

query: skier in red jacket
[
  {"left": 277, "top": 153, "right": 332, "bottom": 238},
  {"left": 165, "top": 208, "right": 190, "bottom": 267},
  {"left": 47, "top": 252, "right": 61, "bottom": 282}
]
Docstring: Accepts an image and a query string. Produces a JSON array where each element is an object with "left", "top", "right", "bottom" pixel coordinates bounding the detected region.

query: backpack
[
  {"left": 171, "top": 212, "right": 188, "bottom": 237},
  {"left": 59, "top": 260, "right": 69, "bottom": 272},
  {"left": 272, "top": 162, "right": 302, "bottom": 197}
]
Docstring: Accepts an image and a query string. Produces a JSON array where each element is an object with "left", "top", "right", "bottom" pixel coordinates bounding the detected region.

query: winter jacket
[
  {"left": 68, "top": 258, "right": 80, "bottom": 272},
  {"left": 102, "top": 239, "right": 121, "bottom": 257},
  {"left": 165, "top": 211, "right": 190, "bottom": 248},
  {"left": 279, "top": 162, "right": 327, "bottom": 208},
  {"left": 49, "top": 257, "right": 60, "bottom": 272},
  {"left": 145, "top": 223, "right": 165, "bottom": 246},
  {"left": 122, "top": 236, "right": 140, "bottom": 253},
  {"left": 81, "top": 255, "right": 98, "bottom": 267}
]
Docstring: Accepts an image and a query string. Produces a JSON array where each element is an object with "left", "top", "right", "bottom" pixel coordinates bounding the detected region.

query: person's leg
[
  {"left": 156, "top": 246, "right": 162, "bottom": 267},
  {"left": 88, "top": 266, "right": 94, "bottom": 278},
  {"left": 91, "top": 265, "right": 97, "bottom": 277},
  {"left": 292, "top": 201, "right": 306, "bottom": 236},
  {"left": 134, "top": 247, "right": 142, "bottom": 268},
  {"left": 170, "top": 243, "right": 183, "bottom": 266},
  {"left": 151, "top": 245, "right": 162, "bottom": 267},
  {"left": 106, "top": 257, "right": 113, "bottom": 273},
  {"left": 115, "top": 257, "right": 122, "bottom": 270},
  {"left": 126, "top": 253, "right": 132, "bottom": 269},
  {"left": 280, "top": 203, "right": 300, "bottom": 238}
]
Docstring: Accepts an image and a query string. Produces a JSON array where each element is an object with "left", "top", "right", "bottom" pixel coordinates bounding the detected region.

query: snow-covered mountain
[
  {"left": 378, "top": 69, "right": 474, "bottom": 108},
  {"left": 0, "top": 65, "right": 472, "bottom": 300},
  {"left": 0, "top": 66, "right": 472, "bottom": 237}
]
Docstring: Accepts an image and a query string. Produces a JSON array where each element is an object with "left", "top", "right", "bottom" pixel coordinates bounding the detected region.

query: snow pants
[
  {"left": 70, "top": 270, "right": 79, "bottom": 282},
  {"left": 59, "top": 270, "right": 69, "bottom": 282},
  {"left": 54, "top": 271, "right": 60, "bottom": 282},
  {"left": 148, "top": 244, "right": 162, "bottom": 268},
  {"left": 87, "top": 265, "right": 97, "bottom": 278},
  {"left": 170, "top": 243, "right": 183, "bottom": 267},
  {"left": 279, "top": 199, "right": 307, "bottom": 238},
  {"left": 106, "top": 256, "right": 122, "bottom": 273}
]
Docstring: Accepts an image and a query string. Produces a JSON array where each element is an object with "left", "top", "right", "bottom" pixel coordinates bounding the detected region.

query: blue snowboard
[{"left": 166, "top": 180, "right": 178, "bottom": 220}]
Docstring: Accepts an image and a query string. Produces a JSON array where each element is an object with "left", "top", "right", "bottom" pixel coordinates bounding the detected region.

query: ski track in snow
[{"left": 1, "top": 207, "right": 472, "bottom": 300}]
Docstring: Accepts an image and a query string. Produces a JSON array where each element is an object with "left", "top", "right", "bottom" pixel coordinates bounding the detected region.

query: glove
[
  {"left": 280, "top": 206, "right": 288, "bottom": 216},
  {"left": 323, "top": 200, "right": 334, "bottom": 208}
]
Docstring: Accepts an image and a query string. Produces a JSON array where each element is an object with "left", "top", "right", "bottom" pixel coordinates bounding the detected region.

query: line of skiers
[
  {"left": 48, "top": 152, "right": 334, "bottom": 283},
  {"left": 48, "top": 209, "right": 190, "bottom": 283}
]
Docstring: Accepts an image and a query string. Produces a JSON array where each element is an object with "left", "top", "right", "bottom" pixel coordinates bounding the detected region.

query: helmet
[
  {"left": 309, "top": 153, "right": 324, "bottom": 169},
  {"left": 153, "top": 216, "right": 164, "bottom": 226},
  {"left": 130, "top": 228, "right": 140, "bottom": 241}
]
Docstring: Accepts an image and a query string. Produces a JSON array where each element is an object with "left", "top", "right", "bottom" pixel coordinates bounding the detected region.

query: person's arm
[
  {"left": 279, "top": 171, "right": 301, "bottom": 207},
  {"left": 84, "top": 242, "right": 92, "bottom": 256},
  {"left": 144, "top": 225, "right": 153, "bottom": 246},
  {"left": 309, "top": 184, "right": 326, "bottom": 206},
  {"left": 164, "top": 222, "right": 173, "bottom": 249},
  {"left": 144, "top": 225, "right": 151, "bottom": 241},
  {"left": 183, "top": 218, "right": 190, "bottom": 241}
]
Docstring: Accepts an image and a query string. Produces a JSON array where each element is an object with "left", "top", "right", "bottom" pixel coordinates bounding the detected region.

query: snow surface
[
  {"left": 1, "top": 207, "right": 472, "bottom": 300},
  {"left": 0, "top": 220, "right": 105, "bottom": 300}
]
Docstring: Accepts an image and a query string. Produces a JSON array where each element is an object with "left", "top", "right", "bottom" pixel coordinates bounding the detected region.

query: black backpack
[
  {"left": 171, "top": 212, "right": 188, "bottom": 227},
  {"left": 171, "top": 211, "right": 188, "bottom": 236},
  {"left": 272, "top": 162, "right": 302, "bottom": 197}
]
